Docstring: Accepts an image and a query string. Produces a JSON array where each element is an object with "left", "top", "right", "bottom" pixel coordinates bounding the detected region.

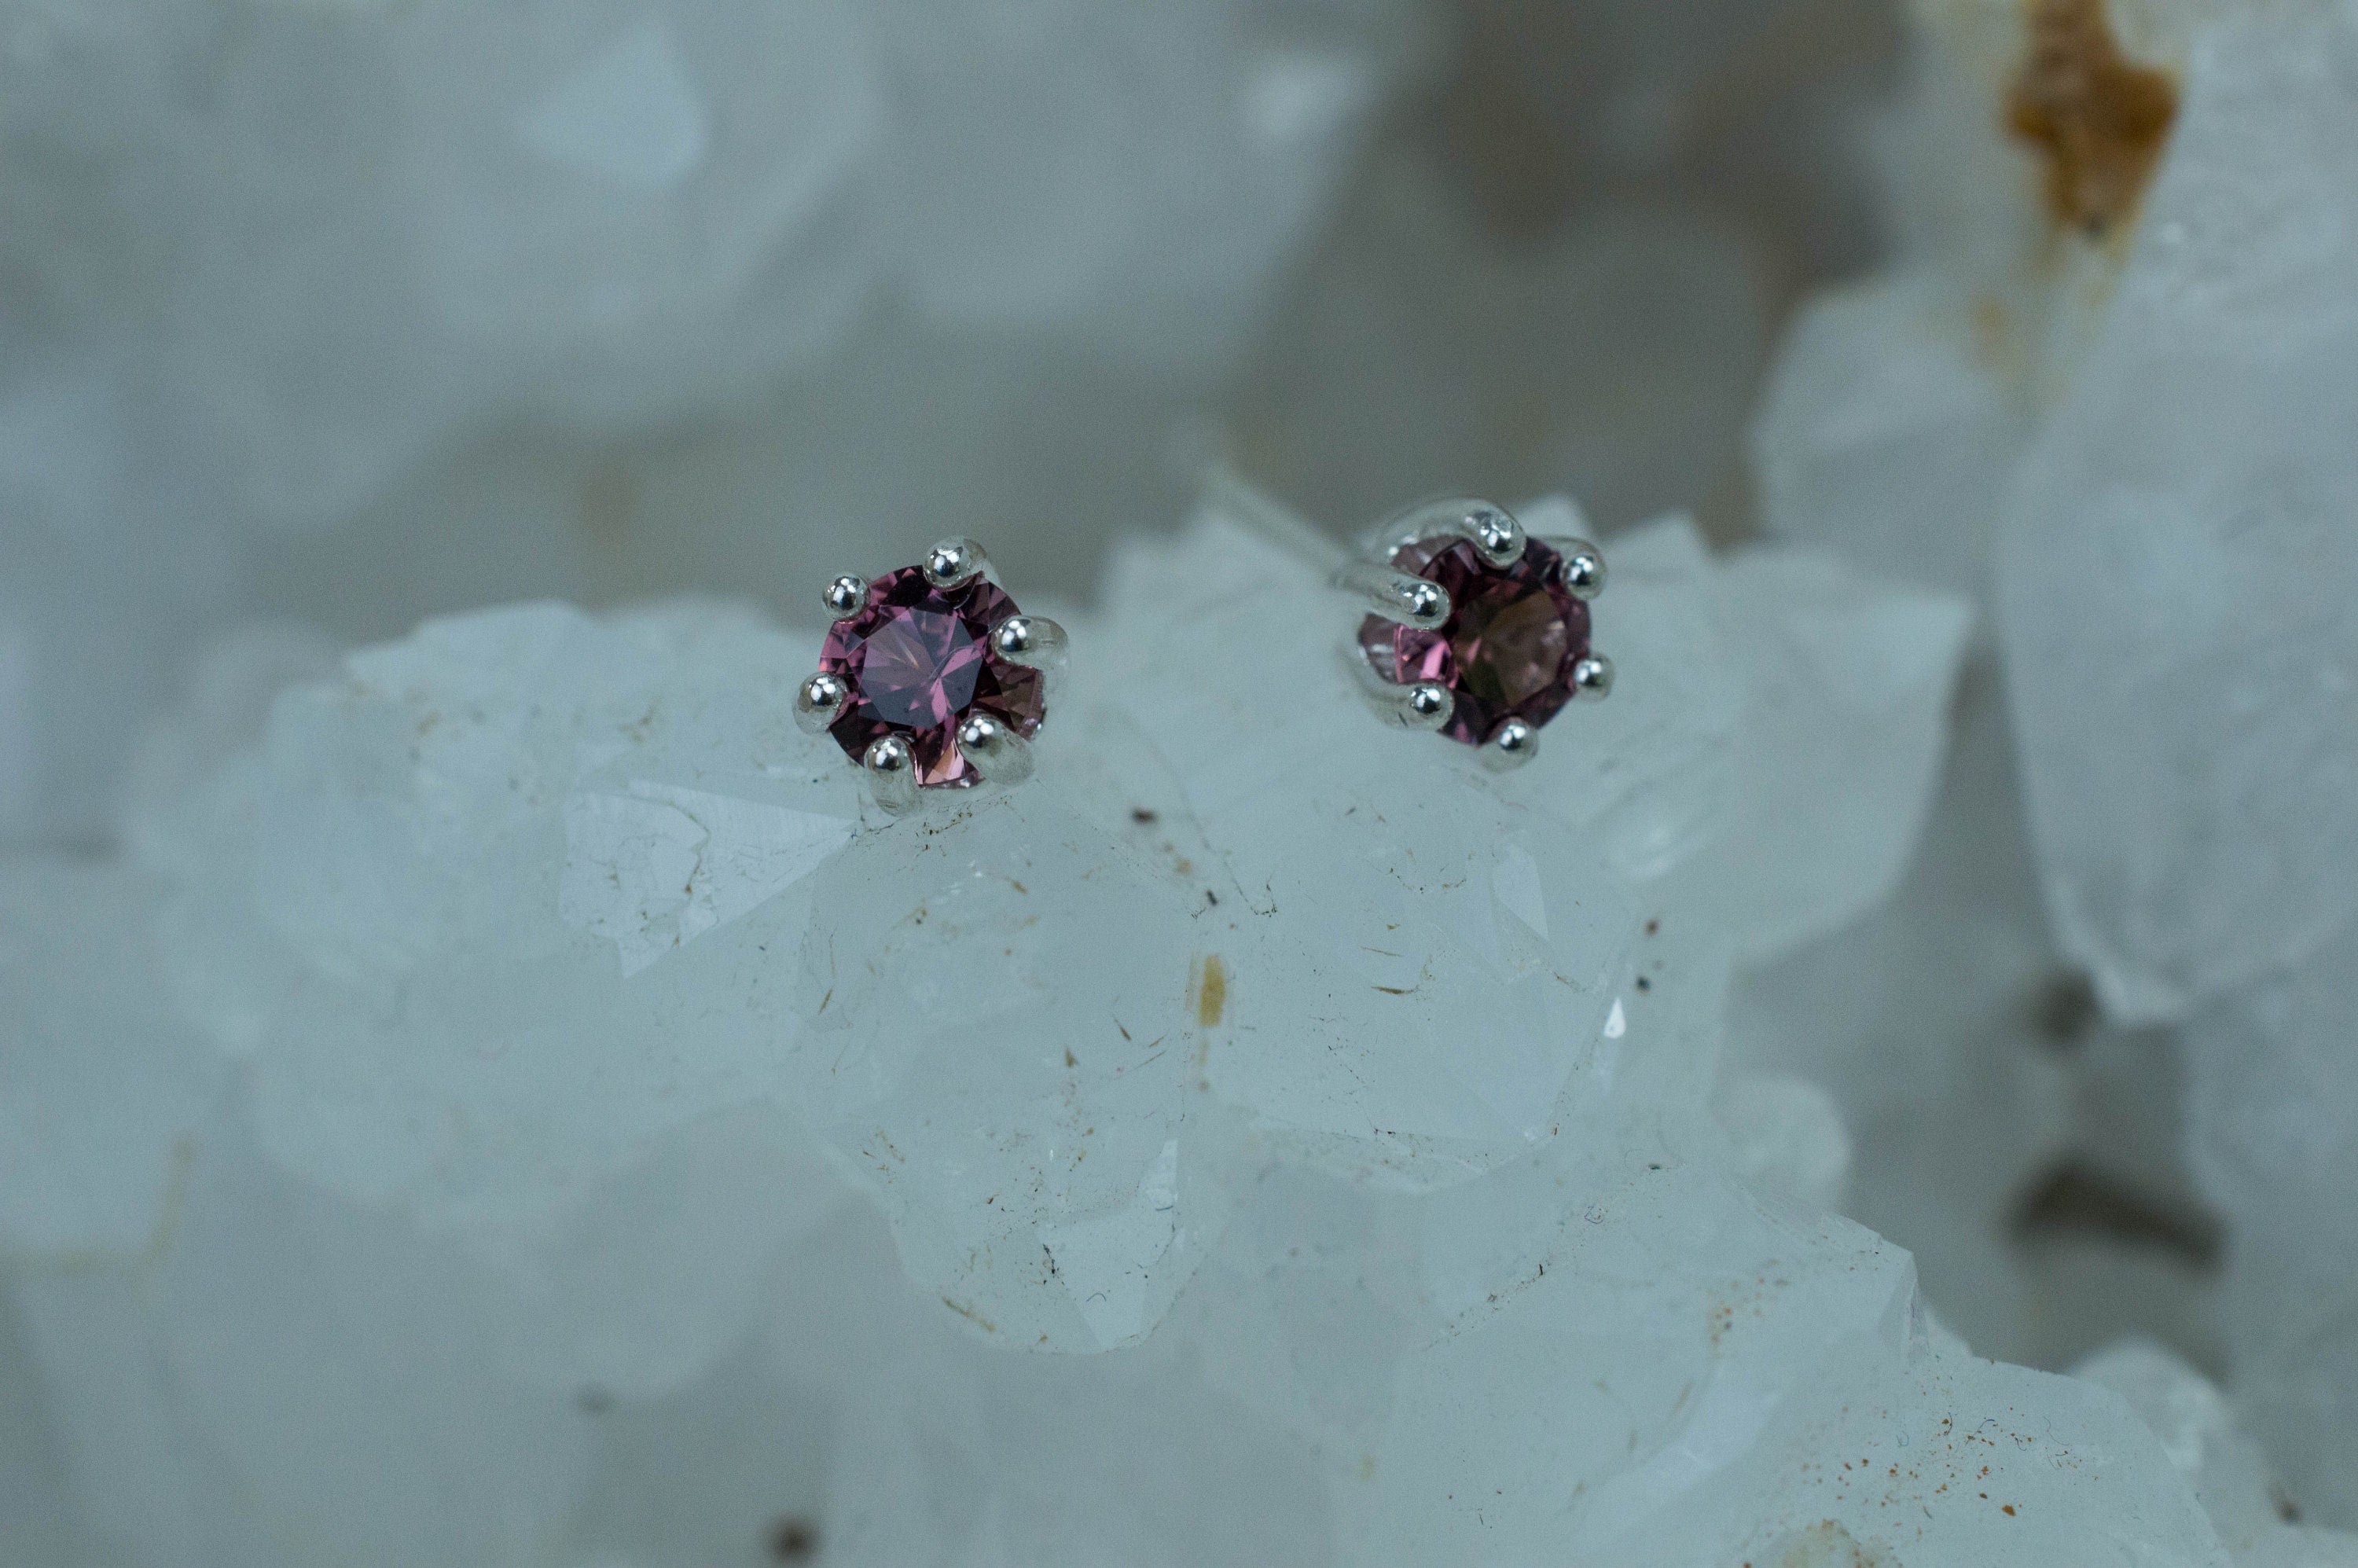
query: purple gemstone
[
  {"left": 819, "top": 567, "right": 1045, "bottom": 788},
  {"left": 1358, "top": 535, "right": 1591, "bottom": 747}
]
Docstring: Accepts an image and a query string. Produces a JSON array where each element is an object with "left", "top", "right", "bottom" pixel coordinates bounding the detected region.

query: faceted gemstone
[
  {"left": 1359, "top": 535, "right": 1590, "bottom": 747},
  {"left": 819, "top": 567, "right": 1045, "bottom": 788}
]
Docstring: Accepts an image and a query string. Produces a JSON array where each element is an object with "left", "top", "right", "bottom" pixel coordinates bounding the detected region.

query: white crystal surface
[
  {"left": 0, "top": 0, "right": 1423, "bottom": 849},
  {"left": 1752, "top": 269, "right": 2030, "bottom": 602},
  {"left": 1995, "top": 6, "right": 2358, "bottom": 1023},
  {"left": 2184, "top": 913, "right": 2358, "bottom": 1529},
  {"left": 3, "top": 476, "right": 2251, "bottom": 1560},
  {"left": 9, "top": 0, "right": 2356, "bottom": 1553},
  {"left": 777, "top": 772, "right": 1240, "bottom": 1351},
  {"left": 1746, "top": 0, "right": 2358, "bottom": 1530}
]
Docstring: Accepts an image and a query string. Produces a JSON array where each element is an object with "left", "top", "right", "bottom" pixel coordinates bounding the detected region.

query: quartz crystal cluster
[
  {"left": 0, "top": 0, "right": 1427, "bottom": 848},
  {"left": 6, "top": 475, "right": 2308, "bottom": 1566},
  {"left": 1746, "top": 0, "right": 2358, "bottom": 1535},
  {"left": 8, "top": 0, "right": 2358, "bottom": 1560}
]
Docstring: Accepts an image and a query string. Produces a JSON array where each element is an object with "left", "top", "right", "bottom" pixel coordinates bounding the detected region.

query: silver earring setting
[
  {"left": 1346, "top": 498, "right": 1611, "bottom": 771},
  {"left": 799, "top": 538, "right": 1066, "bottom": 814}
]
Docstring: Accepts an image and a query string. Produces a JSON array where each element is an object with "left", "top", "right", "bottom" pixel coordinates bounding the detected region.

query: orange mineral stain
[{"left": 2006, "top": 0, "right": 2178, "bottom": 238}]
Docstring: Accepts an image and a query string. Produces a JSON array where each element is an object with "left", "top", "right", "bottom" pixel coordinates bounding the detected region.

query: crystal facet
[
  {"left": 1358, "top": 535, "right": 1592, "bottom": 746},
  {"left": 819, "top": 566, "right": 1045, "bottom": 788}
]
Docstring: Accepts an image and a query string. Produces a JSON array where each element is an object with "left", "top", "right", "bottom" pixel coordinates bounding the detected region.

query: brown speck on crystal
[
  {"left": 2006, "top": 0, "right": 2178, "bottom": 238},
  {"left": 1195, "top": 954, "right": 1228, "bottom": 1028}
]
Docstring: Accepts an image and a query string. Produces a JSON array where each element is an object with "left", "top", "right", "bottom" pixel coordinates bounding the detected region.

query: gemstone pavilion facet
[
  {"left": 819, "top": 567, "right": 1045, "bottom": 788},
  {"left": 1358, "top": 534, "right": 1591, "bottom": 747}
]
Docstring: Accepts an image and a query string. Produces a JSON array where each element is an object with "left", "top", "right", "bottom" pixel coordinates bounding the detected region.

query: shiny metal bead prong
[
  {"left": 1570, "top": 653, "right": 1614, "bottom": 701},
  {"left": 861, "top": 735, "right": 920, "bottom": 815},
  {"left": 1335, "top": 558, "right": 1451, "bottom": 630},
  {"left": 955, "top": 712, "right": 1035, "bottom": 785},
  {"left": 1344, "top": 648, "right": 1455, "bottom": 731},
  {"left": 1479, "top": 716, "right": 1540, "bottom": 771},
  {"left": 1373, "top": 498, "right": 1526, "bottom": 569},
  {"left": 990, "top": 614, "right": 1067, "bottom": 672},
  {"left": 921, "top": 537, "right": 990, "bottom": 590},
  {"left": 1553, "top": 540, "right": 1606, "bottom": 600},
  {"left": 823, "top": 574, "right": 869, "bottom": 619},
  {"left": 795, "top": 671, "right": 850, "bottom": 734},
  {"left": 1389, "top": 680, "right": 1455, "bottom": 731},
  {"left": 1452, "top": 504, "right": 1526, "bottom": 568}
]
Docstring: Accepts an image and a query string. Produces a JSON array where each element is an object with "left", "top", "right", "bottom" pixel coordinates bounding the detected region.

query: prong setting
[
  {"left": 990, "top": 615, "right": 1067, "bottom": 673},
  {"left": 1552, "top": 540, "right": 1606, "bottom": 600},
  {"left": 1480, "top": 716, "right": 1540, "bottom": 772},
  {"left": 795, "top": 670, "right": 850, "bottom": 734},
  {"left": 921, "top": 537, "right": 990, "bottom": 590},
  {"left": 1335, "top": 559, "right": 1451, "bottom": 630},
  {"left": 823, "top": 575, "right": 869, "bottom": 619},
  {"left": 955, "top": 712, "right": 1035, "bottom": 785},
  {"left": 1346, "top": 492, "right": 1614, "bottom": 764},
  {"left": 1394, "top": 680, "right": 1455, "bottom": 731},
  {"left": 815, "top": 542, "right": 1051, "bottom": 810},
  {"left": 1369, "top": 498, "right": 1526, "bottom": 569},
  {"left": 1456, "top": 505, "right": 1526, "bottom": 569},
  {"left": 861, "top": 735, "right": 920, "bottom": 814},
  {"left": 1346, "top": 647, "right": 1456, "bottom": 731}
]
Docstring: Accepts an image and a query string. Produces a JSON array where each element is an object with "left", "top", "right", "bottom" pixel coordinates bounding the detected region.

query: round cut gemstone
[
  {"left": 819, "top": 567, "right": 1045, "bottom": 788},
  {"left": 1359, "top": 535, "right": 1591, "bottom": 747}
]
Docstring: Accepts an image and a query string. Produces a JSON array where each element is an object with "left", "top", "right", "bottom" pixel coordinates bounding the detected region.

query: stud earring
[
  {"left": 1346, "top": 498, "right": 1611, "bottom": 770},
  {"left": 1214, "top": 472, "right": 1612, "bottom": 771},
  {"left": 798, "top": 538, "right": 1067, "bottom": 813}
]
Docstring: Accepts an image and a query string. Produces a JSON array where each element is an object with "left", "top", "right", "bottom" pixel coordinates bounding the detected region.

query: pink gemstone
[
  {"left": 1358, "top": 535, "right": 1591, "bottom": 747},
  {"left": 819, "top": 567, "right": 1045, "bottom": 788}
]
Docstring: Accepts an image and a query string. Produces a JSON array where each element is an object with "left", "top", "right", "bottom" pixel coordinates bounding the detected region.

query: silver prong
[
  {"left": 921, "top": 538, "right": 990, "bottom": 589},
  {"left": 795, "top": 670, "right": 850, "bottom": 734},
  {"left": 1388, "top": 681, "right": 1454, "bottom": 731},
  {"left": 1454, "top": 504, "right": 1526, "bottom": 567},
  {"left": 990, "top": 615, "right": 1067, "bottom": 674},
  {"left": 955, "top": 712, "right": 1035, "bottom": 786},
  {"left": 1343, "top": 648, "right": 1455, "bottom": 731},
  {"left": 1335, "top": 559, "right": 1449, "bottom": 630},
  {"left": 1552, "top": 539, "right": 1606, "bottom": 600},
  {"left": 824, "top": 574, "right": 869, "bottom": 619},
  {"left": 1371, "top": 498, "right": 1525, "bottom": 569},
  {"left": 1481, "top": 716, "right": 1539, "bottom": 771},
  {"left": 862, "top": 735, "right": 921, "bottom": 815},
  {"left": 1571, "top": 653, "right": 1614, "bottom": 701}
]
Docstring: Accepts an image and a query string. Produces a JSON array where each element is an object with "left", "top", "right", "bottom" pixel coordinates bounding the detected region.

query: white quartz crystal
[
  {"left": 10, "top": 0, "right": 2358, "bottom": 1544},
  {"left": 2, "top": 474, "right": 2253, "bottom": 1561},
  {"left": 0, "top": 0, "right": 1422, "bottom": 849},
  {"left": 2075, "top": 1337, "right": 2358, "bottom": 1567},
  {"left": 1750, "top": 0, "right": 2358, "bottom": 1528},
  {"left": 1995, "top": 4, "right": 2358, "bottom": 1023},
  {"left": 2184, "top": 917, "right": 2358, "bottom": 1529},
  {"left": 1751, "top": 269, "right": 2031, "bottom": 603}
]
